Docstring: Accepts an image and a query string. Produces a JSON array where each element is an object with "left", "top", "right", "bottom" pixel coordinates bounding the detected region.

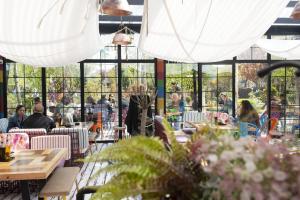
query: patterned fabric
[
  {"left": 8, "top": 128, "right": 46, "bottom": 142},
  {"left": 0, "top": 118, "right": 8, "bottom": 133},
  {"left": 0, "top": 133, "right": 29, "bottom": 151},
  {"left": 31, "top": 135, "right": 71, "bottom": 160},
  {"left": 50, "top": 128, "right": 89, "bottom": 150},
  {"left": 183, "top": 111, "right": 203, "bottom": 123}
]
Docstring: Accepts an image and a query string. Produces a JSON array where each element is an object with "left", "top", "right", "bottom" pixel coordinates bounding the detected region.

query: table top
[
  {"left": 60, "top": 122, "right": 93, "bottom": 130},
  {"left": 187, "top": 121, "right": 238, "bottom": 131},
  {"left": 0, "top": 148, "right": 67, "bottom": 181}
]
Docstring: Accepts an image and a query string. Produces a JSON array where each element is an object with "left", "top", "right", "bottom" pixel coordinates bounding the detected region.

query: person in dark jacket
[
  {"left": 7, "top": 105, "right": 27, "bottom": 132},
  {"left": 23, "top": 104, "right": 56, "bottom": 132},
  {"left": 125, "top": 95, "right": 152, "bottom": 136}
]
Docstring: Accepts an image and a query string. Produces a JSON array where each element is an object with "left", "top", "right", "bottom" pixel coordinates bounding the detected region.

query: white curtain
[
  {"left": 138, "top": 0, "right": 289, "bottom": 63},
  {"left": 256, "top": 39, "right": 300, "bottom": 60},
  {"left": 0, "top": 0, "right": 102, "bottom": 67}
]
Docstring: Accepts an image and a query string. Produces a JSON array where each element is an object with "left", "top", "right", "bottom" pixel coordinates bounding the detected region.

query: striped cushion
[
  {"left": 183, "top": 111, "right": 203, "bottom": 124},
  {"left": 8, "top": 128, "right": 47, "bottom": 138},
  {"left": 51, "top": 128, "right": 89, "bottom": 150},
  {"left": 0, "top": 133, "right": 29, "bottom": 151},
  {"left": 31, "top": 135, "right": 71, "bottom": 160},
  {"left": 0, "top": 118, "right": 8, "bottom": 133}
]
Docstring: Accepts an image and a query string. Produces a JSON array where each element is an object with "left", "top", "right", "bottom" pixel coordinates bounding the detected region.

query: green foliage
[{"left": 84, "top": 120, "right": 207, "bottom": 200}]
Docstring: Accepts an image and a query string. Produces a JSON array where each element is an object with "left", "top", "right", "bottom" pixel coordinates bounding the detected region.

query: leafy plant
[{"left": 83, "top": 120, "right": 207, "bottom": 200}]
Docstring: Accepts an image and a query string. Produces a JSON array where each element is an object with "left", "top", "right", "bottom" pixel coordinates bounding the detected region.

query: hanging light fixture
[
  {"left": 112, "top": 26, "right": 134, "bottom": 45},
  {"left": 100, "top": 0, "right": 132, "bottom": 16},
  {"left": 291, "top": 2, "right": 300, "bottom": 20}
]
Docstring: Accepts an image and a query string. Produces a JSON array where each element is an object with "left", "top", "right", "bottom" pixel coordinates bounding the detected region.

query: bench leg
[
  {"left": 75, "top": 180, "right": 79, "bottom": 191},
  {"left": 20, "top": 180, "right": 30, "bottom": 200}
]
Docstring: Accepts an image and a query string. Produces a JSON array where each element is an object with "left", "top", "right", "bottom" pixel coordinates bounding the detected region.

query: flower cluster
[{"left": 189, "top": 135, "right": 300, "bottom": 200}]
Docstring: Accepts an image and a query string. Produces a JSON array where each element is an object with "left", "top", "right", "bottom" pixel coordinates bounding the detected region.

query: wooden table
[
  {"left": 0, "top": 148, "right": 67, "bottom": 200},
  {"left": 60, "top": 122, "right": 93, "bottom": 130},
  {"left": 74, "top": 122, "right": 93, "bottom": 130},
  {"left": 186, "top": 121, "right": 238, "bottom": 132}
]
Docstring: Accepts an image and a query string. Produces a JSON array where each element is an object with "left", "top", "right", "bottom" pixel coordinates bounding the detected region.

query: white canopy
[
  {"left": 256, "top": 39, "right": 300, "bottom": 60},
  {"left": 0, "top": 0, "right": 102, "bottom": 67},
  {"left": 138, "top": 0, "right": 289, "bottom": 63}
]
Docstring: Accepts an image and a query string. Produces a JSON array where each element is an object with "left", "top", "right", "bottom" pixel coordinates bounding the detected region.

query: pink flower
[
  {"left": 251, "top": 172, "right": 263, "bottom": 183},
  {"left": 274, "top": 171, "right": 287, "bottom": 181}
]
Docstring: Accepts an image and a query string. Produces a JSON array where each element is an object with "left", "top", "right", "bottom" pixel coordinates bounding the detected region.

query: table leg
[{"left": 20, "top": 180, "right": 30, "bottom": 200}]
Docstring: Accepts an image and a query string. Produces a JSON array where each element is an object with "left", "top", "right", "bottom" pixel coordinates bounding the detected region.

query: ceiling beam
[
  {"left": 99, "top": 15, "right": 142, "bottom": 22},
  {"left": 128, "top": 0, "right": 144, "bottom": 5},
  {"left": 99, "top": 23, "right": 141, "bottom": 34}
]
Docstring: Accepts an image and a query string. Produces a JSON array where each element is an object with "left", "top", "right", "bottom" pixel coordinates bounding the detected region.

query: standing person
[
  {"left": 279, "top": 93, "right": 289, "bottom": 118},
  {"left": 170, "top": 82, "right": 181, "bottom": 93},
  {"left": 219, "top": 93, "right": 232, "bottom": 114},
  {"left": 7, "top": 105, "right": 27, "bottom": 131},
  {"left": 23, "top": 104, "right": 56, "bottom": 132},
  {"left": 34, "top": 97, "right": 41, "bottom": 105},
  {"left": 238, "top": 100, "right": 260, "bottom": 128}
]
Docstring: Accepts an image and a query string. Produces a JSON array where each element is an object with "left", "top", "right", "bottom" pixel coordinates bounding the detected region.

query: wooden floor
[{"left": 0, "top": 143, "right": 111, "bottom": 200}]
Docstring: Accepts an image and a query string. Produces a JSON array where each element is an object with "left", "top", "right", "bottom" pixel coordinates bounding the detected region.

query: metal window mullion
[
  {"left": 117, "top": 45, "right": 122, "bottom": 139},
  {"left": 3, "top": 57, "right": 7, "bottom": 117},
  {"left": 80, "top": 62, "right": 85, "bottom": 122},
  {"left": 198, "top": 63, "right": 202, "bottom": 112},
  {"left": 42, "top": 68, "right": 46, "bottom": 115}
]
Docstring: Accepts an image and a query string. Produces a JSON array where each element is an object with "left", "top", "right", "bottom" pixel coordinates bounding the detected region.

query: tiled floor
[{"left": 0, "top": 143, "right": 111, "bottom": 200}]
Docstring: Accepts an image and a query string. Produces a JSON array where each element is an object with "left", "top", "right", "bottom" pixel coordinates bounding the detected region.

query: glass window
[
  {"left": 202, "top": 65, "right": 233, "bottom": 115},
  {"left": 6, "top": 63, "right": 42, "bottom": 117},
  {"left": 236, "top": 63, "right": 267, "bottom": 115},
  {"left": 166, "top": 63, "right": 197, "bottom": 111},
  {"left": 46, "top": 64, "right": 81, "bottom": 124},
  {"left": 271, "top": 67, "right": 300, "bottom": 133}
]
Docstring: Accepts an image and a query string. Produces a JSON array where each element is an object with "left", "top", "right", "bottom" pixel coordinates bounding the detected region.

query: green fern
[{"left": 83, "top": 122, "right": 207, "bottom": 200}]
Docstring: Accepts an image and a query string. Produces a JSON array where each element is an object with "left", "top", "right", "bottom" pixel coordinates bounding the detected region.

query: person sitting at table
[
  {"left": 219, "top": 93, "right": 232, "bottom": 114},
  {"left": 238, "top": 100, "right": 260, "bottom": 128},
  {"left": 7, "top": 105, "right": 27, "bottom": 132},
  {"left": 23, "top": 104, "right": 56, "bottom": 132}
]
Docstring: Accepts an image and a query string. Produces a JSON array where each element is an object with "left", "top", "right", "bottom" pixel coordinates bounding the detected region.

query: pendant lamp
[
  {"left": 100, "top": 0, "right": 132, "bottom": 16},
  {"left": 112, "top": 26, "right": 134, "bottom": 45},
  {"left": 291, "top": 2, "right": 300, "bottom": 20}
]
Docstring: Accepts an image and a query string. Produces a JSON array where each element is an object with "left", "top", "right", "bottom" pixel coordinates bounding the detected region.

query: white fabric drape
[
  {"left": 0, "top": 0, "right": 102, "bottom": 67},
  {"left": 138, "top": 0, "right": 289, "bottom": 63},
  {"left": 256, "top": 39, "right": 300, "bottom": 60}
]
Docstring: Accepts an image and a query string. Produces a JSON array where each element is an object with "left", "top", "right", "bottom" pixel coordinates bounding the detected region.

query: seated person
[
  {"left": 238, "top": 100, "right": 260, "bottom": 128},
  {"left": 23, "top": 104, "right": 56, "bottom": 132},
  {"left": 219, "top": 93, "right": 232, "bottom": 114},
  {"left": 7, "top": 105, "right": 27, "bottom": 132}
]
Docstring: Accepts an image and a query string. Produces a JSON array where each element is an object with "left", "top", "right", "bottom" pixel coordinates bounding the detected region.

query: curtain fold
[
  {"left": 138, "top": 0, "right": 289, "bottom": 63},
  {"left": 0, "top": 0, "right": 102, "bottom": 67},
  {"left": 256, "top": 39, "right": 300, "bottom": 60}
]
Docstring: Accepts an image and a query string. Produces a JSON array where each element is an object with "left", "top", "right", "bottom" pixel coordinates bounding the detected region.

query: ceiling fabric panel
[
  {"left": 138, "top": 0, "right": 289, "bottom": 63},
  {"left": 256, "top": 39, "right": 300, "bottom": 60},
  {"left": 0, "top": 0, "right": 102, "bottom": 67}
]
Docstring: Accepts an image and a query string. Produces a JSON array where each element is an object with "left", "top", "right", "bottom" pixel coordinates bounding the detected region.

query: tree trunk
[
  {"left": 296, "top": 77, "right": 300, "bottom": 106},
  {"left": 140, "top": 109, "right": 148, "bottom": 135},
  {"left": 13, "top": 64, "right": 21, "bottom": 104}
]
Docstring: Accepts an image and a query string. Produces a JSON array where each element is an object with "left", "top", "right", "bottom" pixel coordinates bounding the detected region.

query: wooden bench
[{"left": 39, "top": 167, "right": 80, "bottom": 200}]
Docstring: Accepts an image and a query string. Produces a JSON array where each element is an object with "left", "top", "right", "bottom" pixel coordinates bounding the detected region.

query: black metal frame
[
  {"left": 198, "top": 64, "right": 202, "bottom": 112},
  {"left": 2, "top": 30, "right": 300, "bottom": 137},
  {"left": 232, "top": 58, "right": 236, "bottom": 117},
  {"left": 3, "top": 57, "right": 7, "bottom": 117}
]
